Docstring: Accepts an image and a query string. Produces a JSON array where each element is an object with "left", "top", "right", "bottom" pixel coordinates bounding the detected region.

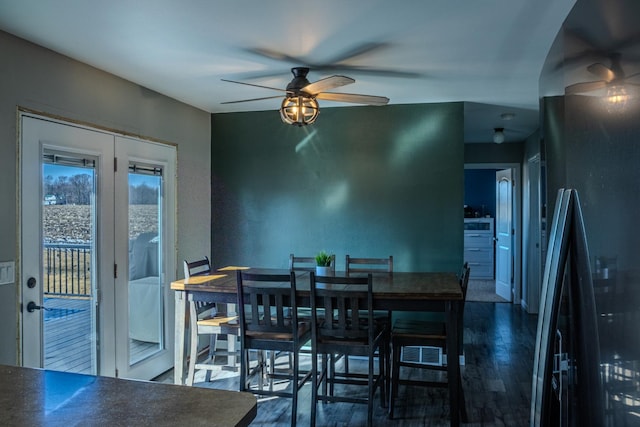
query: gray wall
[
  {"left": 211, "top": 103, "right": 464, "bottom": 273},
  {"left": 0, "top": 31, "right": 212, "bottom": 365}
]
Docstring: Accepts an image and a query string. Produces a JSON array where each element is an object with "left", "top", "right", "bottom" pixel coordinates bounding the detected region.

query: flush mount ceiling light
[
  {"left": 493, "top": 128, "right": 505, "bottom": 144},
  {"left": 221, "top": 67, "right": 389, "bottom": 126}
]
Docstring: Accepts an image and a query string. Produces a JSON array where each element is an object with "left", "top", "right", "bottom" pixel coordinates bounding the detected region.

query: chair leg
[
  {"left": 226, "top": 333, "right": 237, "bottom": 370},
  {"left": 329, "top": 353, "right": 336, "bottom": 398},
  {"left": 459, "top": 373, "right": 468, "bottom": 422},
  {"left": 368, "top": 349, "right": 375, "bottom": 427},
  {"left": 291, "top": 350, "right": 299, "bottom": 427},
  {"left": 385, "top": 337, "right": 391, "bottom": 400},
  {"left": 389, "top": 341, "right": 400, "bottom": 419},
  {"left": 268, "top": 350, "right": 276, "bottom": 392},
  {"left": 379, "top": 343, "right": 387, "bottom": 408},
  {"left": 311, "top": 349, "right": 319, "bottom": 427},
  {"left": 322, "top": 354, "right": 329, "bottom": 400},
  {"left": 239, "top": 348, "right": 248, "bottom": 392},
  {"left": 186, "top": 329, "right": 199, "bottom": 386},
  {"left": 204, "top": 334, "right": 217, "bottom": 383}
]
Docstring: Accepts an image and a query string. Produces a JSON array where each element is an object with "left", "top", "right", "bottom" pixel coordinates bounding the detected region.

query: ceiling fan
[
  {"left": 233, "top": 42, "right": 424, "bottom": 81},
  {"left": 221, "top": 67, "right": 389, "bottom": 126},
  {"left": 565, "top": 53, "right": 640, "bottom": 95}
]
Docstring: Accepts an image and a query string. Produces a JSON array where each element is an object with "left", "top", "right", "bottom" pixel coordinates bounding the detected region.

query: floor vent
[{"left": 400, "top": 346, "right": 443, "bottom": 366}]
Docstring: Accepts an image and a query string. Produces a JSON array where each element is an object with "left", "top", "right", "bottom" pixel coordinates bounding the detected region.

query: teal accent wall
[{"left": 211, "top": 102, "right": 464, "bottom": 273}]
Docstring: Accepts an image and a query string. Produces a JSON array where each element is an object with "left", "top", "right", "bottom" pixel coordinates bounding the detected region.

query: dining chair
[
  {"left": 289, "top": 253, "right": 336, "bottom": 272},
  {"left": 388, "top": 263, "right": 470, "bottom": 421},
  {"left": 310, "top": 272, "right": 387, "bottom": 427},
  {"left": 344, "top": 255, "right": 393, "bottom": 385},
  {"left": 184, "top": 256, "right": 240, "bottom": 386},
  {"left": 236, "top": 270, "right": 312, "bottom": 427},
  {"left": 345, "top": 255, "right": 393, "bottom": 274}
]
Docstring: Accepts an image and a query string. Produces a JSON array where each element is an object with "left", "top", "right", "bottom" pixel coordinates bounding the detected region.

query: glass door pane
[
  {"left": 128, "top": 168, "right": 163, "bottom": 364},
  {"left": 42, "top": 160, "right": 97, "bottom": 375}
]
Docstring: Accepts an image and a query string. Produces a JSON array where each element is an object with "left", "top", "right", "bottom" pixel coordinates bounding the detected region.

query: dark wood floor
[{"left": 176, "top": 301, "right": 538, "bottom": 426}]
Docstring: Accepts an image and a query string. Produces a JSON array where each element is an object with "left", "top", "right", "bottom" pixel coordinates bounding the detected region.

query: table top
[
  {"left": 0, "top": 364, "right": 257, "bottom": 427},
  {"left": 171, "top": 267, "right": 462, "bottom": 301}
]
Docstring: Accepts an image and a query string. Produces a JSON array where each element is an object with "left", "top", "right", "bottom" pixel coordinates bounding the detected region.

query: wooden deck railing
[{"left": 44, "top": 243, "right": 91, "bottom": 297}]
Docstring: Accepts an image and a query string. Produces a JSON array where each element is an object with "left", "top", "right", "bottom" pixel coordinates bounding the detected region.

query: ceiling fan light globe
[
  {"left": 605, "top": 85, "right": 628, "bottom": 113},
  {"left": 280, "top": 95, "right": 319, "bottom": 126}
]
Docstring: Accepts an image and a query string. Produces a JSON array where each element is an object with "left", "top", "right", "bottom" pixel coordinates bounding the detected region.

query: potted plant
[{"left": 315, "top": 250, "right": 334, "bottom": 276}]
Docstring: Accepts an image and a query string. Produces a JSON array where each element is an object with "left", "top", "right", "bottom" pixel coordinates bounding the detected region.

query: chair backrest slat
[
  {"left": 345, "top": 255, "right": 393, "bottom": 274},
  {"left": 184, "top": 256, "right": 211, "bottom": 278},
  {"left": 184, "top": 256, "right": 214, "bottom": 312}
]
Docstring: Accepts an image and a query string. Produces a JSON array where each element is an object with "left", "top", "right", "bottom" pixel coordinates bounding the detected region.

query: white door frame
[
  {"left": 465, "top": 163, "right": 522, "bottom": 304},
  {"left": 19, "top": 112, "right": 176, "bottom": 379}
]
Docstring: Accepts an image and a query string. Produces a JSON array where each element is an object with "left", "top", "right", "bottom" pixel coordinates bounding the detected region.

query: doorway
[
  {"left": 464, "top": 163, "right": 521, "bottom": 304},
  {"left": 20, "top": 113, "right": 176, "bottom": 380}
]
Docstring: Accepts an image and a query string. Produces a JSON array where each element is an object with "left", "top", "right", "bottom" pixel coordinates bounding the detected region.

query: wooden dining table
[{"left": 170, "top": 267, "right": 464, "bottom": 426}]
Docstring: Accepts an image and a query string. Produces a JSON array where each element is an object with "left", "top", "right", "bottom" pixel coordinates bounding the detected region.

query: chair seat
[
  {"left": 246, "top": 321, "right": 311, "bottom": 341},
  {"left": 392, "top": 319, "right": 446, "bottom": 341},
  {"left": 198, "top": 315, "right": 238, "bottom": 327}
]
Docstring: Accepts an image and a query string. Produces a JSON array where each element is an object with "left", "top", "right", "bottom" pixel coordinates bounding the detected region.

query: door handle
[{"left": 26, "top": 301, "right": 43, "bottom": 312}]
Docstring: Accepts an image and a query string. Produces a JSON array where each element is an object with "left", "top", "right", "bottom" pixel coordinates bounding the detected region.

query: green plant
[{"left": 315, "top": 250, "right": 333, "bottom": 267}]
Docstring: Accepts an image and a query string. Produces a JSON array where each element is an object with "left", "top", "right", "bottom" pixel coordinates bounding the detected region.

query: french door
[{"left": 20, "top": 114, "right": 176, "bottom": 380}]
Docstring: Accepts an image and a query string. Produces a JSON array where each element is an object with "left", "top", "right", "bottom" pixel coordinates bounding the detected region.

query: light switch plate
[{"left": 0, "top": 261, "right": 15, "bottom": 285}]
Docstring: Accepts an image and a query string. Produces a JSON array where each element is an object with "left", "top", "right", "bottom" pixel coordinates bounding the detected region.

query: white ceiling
[{"left": 0, "top": 0, "right": 576, "bottom": 143}]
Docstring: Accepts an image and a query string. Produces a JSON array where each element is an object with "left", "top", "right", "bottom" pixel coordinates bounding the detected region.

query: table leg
[
  {"left": 447, "top": 300, "right": 460, "bottom": 427},
  {"left": 226, "top": 303, "right": 238, "bottom": 369},
  {"left": 174, "top": 290, "right": 187, "bottom": 385}
]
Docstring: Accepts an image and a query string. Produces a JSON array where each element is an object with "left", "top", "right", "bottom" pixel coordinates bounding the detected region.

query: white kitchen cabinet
[{"left": 464, "top": 218, "right": 495, "bottom": 279}]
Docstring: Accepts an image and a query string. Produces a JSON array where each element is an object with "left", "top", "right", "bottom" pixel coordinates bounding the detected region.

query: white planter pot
[{"left": 315, "top": 266, "right": 332, "bottom": 276}]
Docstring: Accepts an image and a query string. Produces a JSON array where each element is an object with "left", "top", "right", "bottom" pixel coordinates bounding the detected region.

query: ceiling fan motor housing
[{"left": 286, "top": 67, "right": 312, "bottom": 94}]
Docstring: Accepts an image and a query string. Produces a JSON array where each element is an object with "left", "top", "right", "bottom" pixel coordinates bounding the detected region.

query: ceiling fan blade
[
  {"left": 322, "top": 42, "right": 390, "bottom": 64},
  {"left": 316, "top": 92, "right": 389, "bottom": 105},
  {"left": 243, "top": 47, "right": 304, "bottom": 64},
  {"left": 587, "top": 63, "right": 615, "bottom": 82},
  {"left": 224, "top": 69, "right": 292, "bottom": 81},
  {"left": 303, "top": 76, "right": 355, "bottom": 95},
  {"left": 221, "top": 78, "right": 286, "bottom": 92},
  {"left": 238, "top": 65, "right": 423, "bottom": 81},
  {"left": 241, "top": 43, "right": 423, "bottom": 80},
  {"left": 565, "top": 80, "right": 607, "bottom": 95},
  {"left": 313, "top": 65, "right": 424, "bottom": 79},
  {"left": 220, "top": 95, "right": 284, "bottom": 105}
]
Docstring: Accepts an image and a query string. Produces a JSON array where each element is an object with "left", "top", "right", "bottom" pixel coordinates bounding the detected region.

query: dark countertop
[{"left": 0, "top": 364, "right": 257, "bottom": 426}]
